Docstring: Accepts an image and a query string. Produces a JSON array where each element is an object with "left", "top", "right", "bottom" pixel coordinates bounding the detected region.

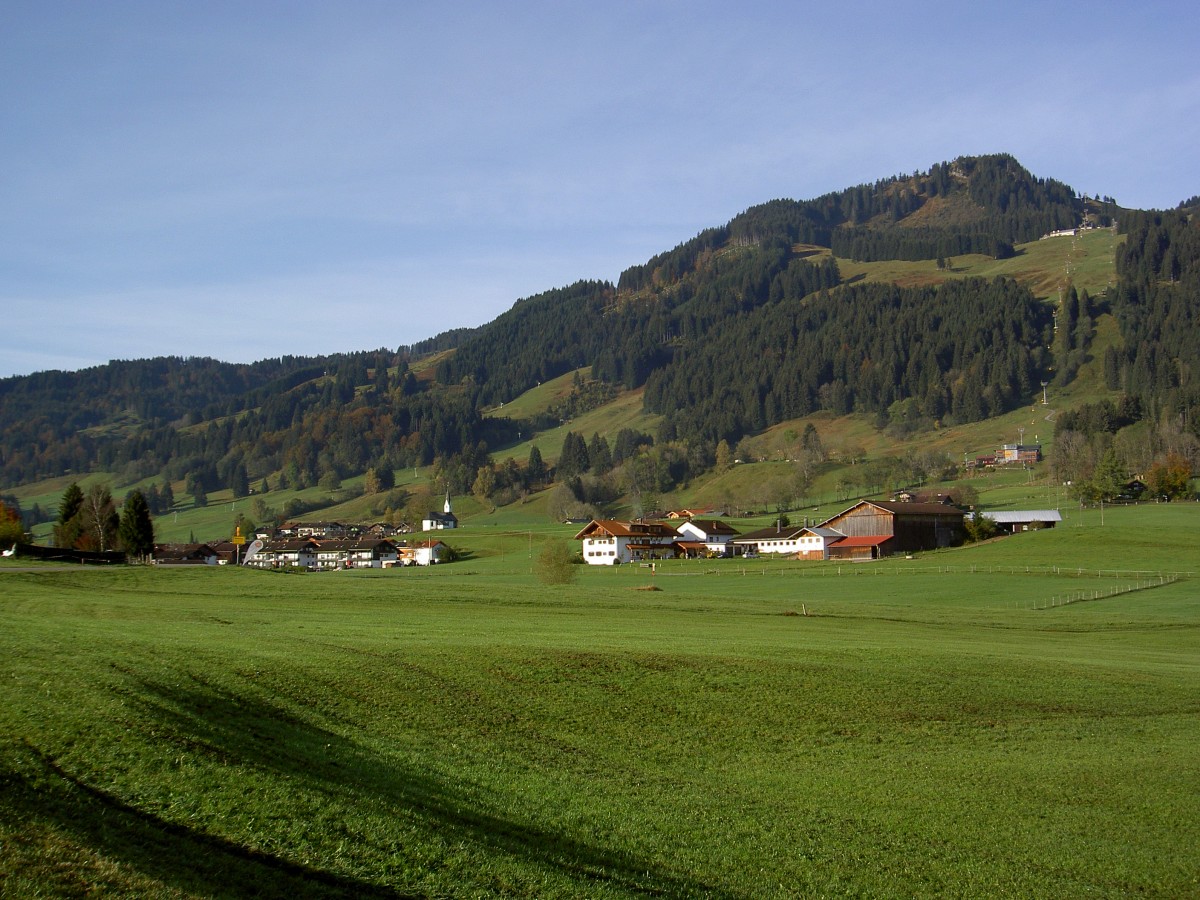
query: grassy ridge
[{"left": 2, "top": 506, "right": 1198, "bottom": 897}]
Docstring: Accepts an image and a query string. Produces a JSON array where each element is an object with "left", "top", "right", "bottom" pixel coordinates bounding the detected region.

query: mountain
[{"left": 1, "top": 154, "right": 1196, "bottom": 524}]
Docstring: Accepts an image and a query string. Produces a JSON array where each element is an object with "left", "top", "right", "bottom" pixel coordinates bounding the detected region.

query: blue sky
[{"left": 2, "top": 1, "right": 1197, "bottom": 377}]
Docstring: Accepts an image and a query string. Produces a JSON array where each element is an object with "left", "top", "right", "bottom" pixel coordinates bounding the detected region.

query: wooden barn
[{"left": 819, "top": 500, "right": 965, "bottom": 558}]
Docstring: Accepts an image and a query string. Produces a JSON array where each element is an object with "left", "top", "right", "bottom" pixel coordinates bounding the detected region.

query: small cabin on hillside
[{"left": 998, "top": 444, "right": 1042, "bottom": 464}]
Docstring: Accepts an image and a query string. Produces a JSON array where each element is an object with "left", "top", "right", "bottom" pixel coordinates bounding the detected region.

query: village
[
  {"left": 152, "top": 494, "right": 461, "bottom": 569},
  {"left": 151, "top": 485, "right": 1065, "bottom": 570}
]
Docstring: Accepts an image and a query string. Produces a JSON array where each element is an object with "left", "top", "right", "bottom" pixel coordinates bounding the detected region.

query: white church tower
[{"left": 422, "top": 491, "right": 458, "bottom": 531}]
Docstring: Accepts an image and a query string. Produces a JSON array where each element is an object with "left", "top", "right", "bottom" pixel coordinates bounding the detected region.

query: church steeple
[{"left": 444, "top": 491, "right": 452, "bottom": 515}]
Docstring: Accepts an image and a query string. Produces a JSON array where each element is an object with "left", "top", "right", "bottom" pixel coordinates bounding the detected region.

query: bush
[
  {"left": 963, "top": 512, "right": 999, "bottom": 543},
  {"left": 536, "top": 539, "right": 578, "bottom": 585}
]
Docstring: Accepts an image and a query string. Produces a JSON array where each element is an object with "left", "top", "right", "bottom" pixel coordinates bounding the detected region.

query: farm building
[
  {"left": 998, "top": 444, "right": 1042, "bottom": 464},
  {"left": 732, "top": 524, "right": 846, "bottom": 560},
  {"left": 986, "top": 510, "right": 1063, "bottom": 533},
  {"left": 826, "top": 535, "right": 893, "bottom": 561},
  {"left": 817, "top": 500, "right": 965, "bottom": 558}
]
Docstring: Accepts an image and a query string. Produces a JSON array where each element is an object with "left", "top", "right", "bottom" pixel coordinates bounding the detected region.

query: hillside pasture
[
  {"left": 2, "top": 505, "right": 1197, "bottom": 898},
  {"left": 835, "top": 227, "right": 1119, "bottom": 302}
]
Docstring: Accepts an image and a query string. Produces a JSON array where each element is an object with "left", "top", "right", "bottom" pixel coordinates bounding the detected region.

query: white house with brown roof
[
  {"left": 394, "top": 538, "right": 449, "bottom": 566},
  {"left": 674, "top": 518, "right": 741, "bottom": 557},
  {"left": 574, "top": 519, "right": 678, "bottom": 565},
  {"left": 731, "top": 523, "right": 814, "bottom": 557}
]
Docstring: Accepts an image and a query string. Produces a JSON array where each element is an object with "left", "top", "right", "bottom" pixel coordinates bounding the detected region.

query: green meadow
[{"left": 2, "top": 504, "right": 1198, "bottom": 897}]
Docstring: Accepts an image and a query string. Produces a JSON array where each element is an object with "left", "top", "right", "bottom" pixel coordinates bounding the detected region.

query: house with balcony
[{"left": 574, "top": 519, "right": 679, "bottom": 565}]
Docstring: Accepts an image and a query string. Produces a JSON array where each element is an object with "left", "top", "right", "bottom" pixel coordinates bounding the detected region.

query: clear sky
[{"left": 2, "top": 1, "right": 1197, "bottom": 378}]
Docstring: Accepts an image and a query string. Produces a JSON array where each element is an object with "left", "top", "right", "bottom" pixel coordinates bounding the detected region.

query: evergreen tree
[
  {"left": 558, "top": 431, "right": 590, "bottom": 478},
  {"left": 526, "top": 445, "right": 547, "bottom": 487},
  {"left": 375, "top": 466, "right": 395, "bottom": 491},
  {"left": 119, "top": 490, "right": 156, "bottom": 559},
  {"left": 588, "top": 433, "right": 613, "bottom": 474},
  {"left": 54, "top": 482, "right": 85, "bottom": 549},
  {"left": 1083, "top": 448, "right": 1127, "bottom": 503},
  {"left": 160, "top": 480, "right": 175, "bottom": 512},
  {"left": 230, "top": 462, "right": 250, "bottom": 498},
  {"left": 57, "top": 482, "right": 83, "bottom": 528}
]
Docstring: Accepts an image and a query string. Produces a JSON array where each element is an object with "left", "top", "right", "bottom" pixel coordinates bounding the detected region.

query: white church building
[{"left": 422, "top": 493, "right": 459, "bottom": 531}]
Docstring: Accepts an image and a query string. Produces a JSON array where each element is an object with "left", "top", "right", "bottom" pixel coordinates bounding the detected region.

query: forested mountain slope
[{"left": 0, "top": 155, "right": 1195, "bottom": 517}]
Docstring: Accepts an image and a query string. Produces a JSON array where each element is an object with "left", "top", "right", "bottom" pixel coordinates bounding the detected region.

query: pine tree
[
  {"left": 588, "top": 433, "right": 613, "bottom": 474},
  {"left": 526, "top": 446, "right": 547, "bottom": 488},
  {"left": 558, "top": 432, "right": 590, "bottom": 478},
  {"left": 53, "top": 482, "right": 85, "bottom": 549},
  {"left": 230, "top": 462, "right": 250, "bottom": 498},
  {"left": 119, "top": 490, "right": 156, "bottom": 559},
  {"left": 1085, "top": 448, "right": 1127, "bottom": 503}
]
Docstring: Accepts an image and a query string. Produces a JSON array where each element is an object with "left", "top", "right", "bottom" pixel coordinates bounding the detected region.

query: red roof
[{"left": 833, "top": 535, "right": 892, "bottom": 547}]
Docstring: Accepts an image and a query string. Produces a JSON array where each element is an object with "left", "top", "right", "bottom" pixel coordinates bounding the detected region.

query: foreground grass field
[{"left": 2, "top": 508, "right": 1198, "bottom": 897}]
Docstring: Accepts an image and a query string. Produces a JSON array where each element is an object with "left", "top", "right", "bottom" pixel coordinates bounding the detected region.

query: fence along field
[{"left": 0, "top": 504, "right": 1197, "bottom": 897}]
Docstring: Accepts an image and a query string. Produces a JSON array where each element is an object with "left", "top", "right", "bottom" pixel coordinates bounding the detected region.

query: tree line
[
  {"left": 643, "top": 276, "right": 1052, "bottom": 448},
  {"left": 1053, "top": 206, "right": 1200, "bottom": 499}
]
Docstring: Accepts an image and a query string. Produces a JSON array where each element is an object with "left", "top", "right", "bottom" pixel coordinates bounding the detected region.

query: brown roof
[
  {"left": 838, "top": 500, "right": 965, "bottom": 517},
  {"left": 733, "top": 524, "right": 811, "bottom": 542},
  {"left": 574, "top": 519, "right": 676, "bottom": 540},
  {"left": 683, "top": 519, "right": 740, "bottom": 535}
]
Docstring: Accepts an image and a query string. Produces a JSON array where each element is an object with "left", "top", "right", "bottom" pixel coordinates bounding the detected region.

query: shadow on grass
[
  {"left": 23, "top": 672, "right": 732, "bottom": 898},
  {"left": 4, "top": 742, "right": 408, "bottom": 899}
]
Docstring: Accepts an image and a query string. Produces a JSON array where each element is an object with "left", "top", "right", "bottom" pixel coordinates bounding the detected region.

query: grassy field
[
  {"left": 2, "top": 505, "right": 1197, "bottom": 897},
  {"left": 835, "top": 228, "right": 1119, "bottom": 301}
]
